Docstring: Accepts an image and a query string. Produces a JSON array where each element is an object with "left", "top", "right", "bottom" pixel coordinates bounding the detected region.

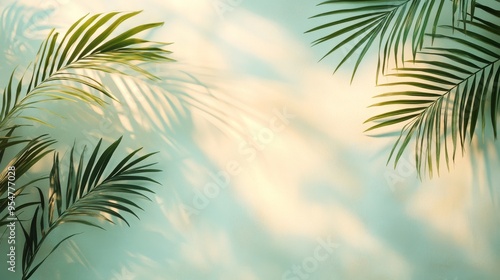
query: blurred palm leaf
[
  {"left": 20, "top": 137, "right": 159, "bottom": 279},
  {"left": 306, "top": 0, "right": 477, "bottom": 82},
  {"left": 364, "top": 2, "right": 500, "bottom": 176}
]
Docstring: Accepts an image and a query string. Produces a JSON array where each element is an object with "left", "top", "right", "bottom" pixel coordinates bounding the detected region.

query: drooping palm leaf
[
  {"left": 306, "top": 0, "right": 477, "bottom": 82},
  {"left": 20, "top": 137, "right": 160, "bottom": 279},
  {"left": 365, "top": 2, "right": 500, "bottom": 177}
]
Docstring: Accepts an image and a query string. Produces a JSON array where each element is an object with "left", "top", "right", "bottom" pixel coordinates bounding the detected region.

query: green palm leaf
[
  {"left": 0, "top": 10, "right": 171, "bottom": 225},
  {"left": 0, "top": 10, "right": 172, "bottom": 130},
  {"left": 365, "top": 2, "right": 500, "bottom": 176},
  {"left": 19, "top": 137, "right": 159, "bottom": 279},
  {"left": 0, "top": 11, "right": 171, "bottom": 278},
  {"left": 306, "top": 0, "right": 476, "bottom": 82}
]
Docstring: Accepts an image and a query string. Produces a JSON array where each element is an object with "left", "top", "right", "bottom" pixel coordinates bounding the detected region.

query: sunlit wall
[{"left": 1, "top": 0, "right": 499, "bottom": 279}]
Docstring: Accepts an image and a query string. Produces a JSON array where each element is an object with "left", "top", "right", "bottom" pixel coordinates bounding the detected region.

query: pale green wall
[{"left": 1, "top": 0, "right": 499, "bottom": 279}]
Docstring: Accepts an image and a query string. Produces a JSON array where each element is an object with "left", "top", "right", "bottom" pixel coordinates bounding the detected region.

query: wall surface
[{"left": 1, "top": 0, "right": 499, "bottom": 279}]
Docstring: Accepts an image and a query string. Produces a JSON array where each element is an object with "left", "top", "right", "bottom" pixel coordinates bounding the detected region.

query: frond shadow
[{"left": 0, "top": 3, "right": 55, "bottom": 79}]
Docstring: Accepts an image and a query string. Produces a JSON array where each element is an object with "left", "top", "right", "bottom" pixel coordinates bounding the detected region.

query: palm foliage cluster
[
  {"left": 307, "top": 0, "right": 500, "bottom": 177},
  {"left": 0, "top": 9, "right": 170, "bottom": 279}
]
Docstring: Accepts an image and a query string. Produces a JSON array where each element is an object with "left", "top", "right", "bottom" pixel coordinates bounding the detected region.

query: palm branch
[
  {"left": 0, "top": 10, "right": 171, "bottom": 224},
  {"left": 0, "top": 10, "right": 172, "bottom": 130},
  {"left": 306, "top": 0, "right": 477, "bottom": 82},
  {"left": 18, "top": 137, "right": 159, "bottom": 280},
  {"left": 307, "top": 0, "right": 499, "bottom": 177},
  {"left": 365, "top": 2, "right": 500, "bottom": 177}
]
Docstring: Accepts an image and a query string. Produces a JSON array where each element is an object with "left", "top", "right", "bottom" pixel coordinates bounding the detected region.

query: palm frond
[
  {"left": 0, "top": 10, "right": 172, "bottom": 130},
  {"left": 306, "top": 0, "right": 477, "bottom": 82},
  {"left": 0, "top": 10, "right": 169, "bottom": 279},
  {"left": 365, "top": 2, "right": 500, "bottom": 177},
  {"left": 20, "top": 137, "right": 160, "bottom": 279},
  {"left": 0, "top": 10, "right": 171, "bottom": 225}
]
